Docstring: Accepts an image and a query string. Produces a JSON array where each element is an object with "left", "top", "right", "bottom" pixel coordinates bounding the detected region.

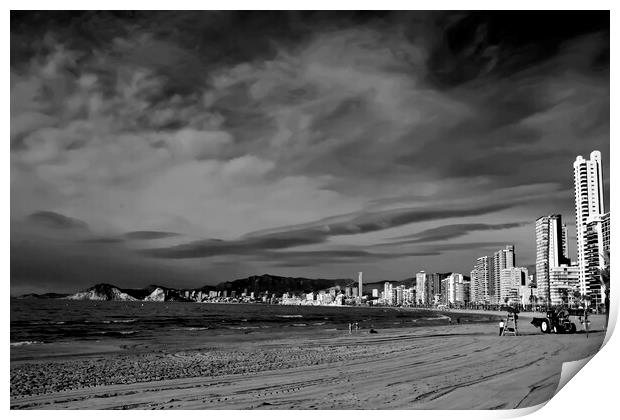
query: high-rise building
[
  {"left": 535, "top": 215, "right": 570, "bottom": 305},
  {"left": 384, "top": 282, "right": 392, "bottom": 305},
  {"left": 549, "top": 264, "right": 580, "bottom": 306},
  {"left": 491, "top": 245, "right": 516, "bottom": 304},
  {"left": 499, "top": 267, "right": 528, "bottom": 304},
  {"left": 470, "top": 256, "right": 490, "bottom": 304},
  {"left": 416, "top": 271, "right": 427, "bottom": 305},
  {"left": 358, "top": 272, "right": 363, "bottom": 298},
  {"left": 395, "top": 286, "right": 404, "bottom": 305},
  {"left": 574, "top": 151, "right": 605, "bottom": 298},
  {"left": 446, "top": 273, "right": 466, "bottom": 305}
]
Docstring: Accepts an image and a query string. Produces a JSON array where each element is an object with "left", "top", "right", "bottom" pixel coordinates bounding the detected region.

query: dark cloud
[
  {"left": 142, "top": 202, "right": 515, "bottom": 259},
  {"left": 124, "top": 231, "right": 180, "bottom": 240},
  {"left": 26, "top": 211, "right": 88, "bottom": 231},
  {"left": 389, "top": 222, "right": 529, "bottom": 244}
]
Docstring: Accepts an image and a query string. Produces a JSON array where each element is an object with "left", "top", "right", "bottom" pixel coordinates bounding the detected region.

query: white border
[{"left": 4, "top": 3, "right": 617, "bottom": 419}]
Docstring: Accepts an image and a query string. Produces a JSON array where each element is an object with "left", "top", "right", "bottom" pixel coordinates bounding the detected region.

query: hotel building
[
  {"left": 499, "top": 267, "right": 528, "bottom": 304},
  {"left": 549, "top": 264, "right": 580, "bottom": 306},
  {"left": 470, "top": 256, "right": 490, "bottom": 304},
  {"left": 492, "top": 245, "right": 516, "bottom": 304},
  {"left": 535, "top": 214, "right": 570, "bottom": 305},
  {"left": 574, "top": 151, "right": 606, "bottom": 300},
  {"left": 416, "top": 271, "right": 427, "bottom": 305}
]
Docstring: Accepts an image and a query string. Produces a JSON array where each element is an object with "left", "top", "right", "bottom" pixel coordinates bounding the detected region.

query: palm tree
[
  {"left": 560, "top": 288, "right": 570, "bottom": 307},
  {"left": 595, "top": 250, "right": 610, "bottom": 329}
]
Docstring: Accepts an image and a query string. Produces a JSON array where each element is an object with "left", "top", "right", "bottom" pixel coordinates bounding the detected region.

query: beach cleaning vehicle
[{"left": 531, "top": 308, "right": 577, "bottom": 334}]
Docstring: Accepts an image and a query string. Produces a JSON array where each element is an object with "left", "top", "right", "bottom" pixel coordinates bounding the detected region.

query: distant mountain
[
  {"left": 16, "top": 292, "right": 69, "bottom": 299},
  {"left": 206, "top": 274, "right": 354, "bottom": 296},
  {"left": 64, "top": 283, "right": 192, "bottom": 302},
  {"left": 66, "top": 283, "right": 138, "bottom": 301}
]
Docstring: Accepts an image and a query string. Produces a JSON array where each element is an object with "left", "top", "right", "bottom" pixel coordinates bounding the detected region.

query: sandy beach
[{"left": 10, "top": 310, "right": 606, "bottom": 410}]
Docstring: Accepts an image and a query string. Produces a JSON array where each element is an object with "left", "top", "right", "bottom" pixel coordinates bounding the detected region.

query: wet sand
[{"left": 10, "top": 311, "right": 605, "bottom": 410}]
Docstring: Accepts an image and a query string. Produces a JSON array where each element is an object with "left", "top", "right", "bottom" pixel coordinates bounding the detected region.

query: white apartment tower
[
  {"left": 470, "top": 256, "right": 490, "bottom": 304},
  {"left": 358, "top": 272, "right": 363, "bottom": 299},
  {"left": 499, "top": 267, "right": 528, "bottom": 304},
  {"left": 573, "top": 151, "right": 605, "bottom": 299},
  {"left": 446, "top": 273, "right": 465, "bottom": 305},
  {"left": 492, "top": 245, "right": 515, "bottom": 304},
  {"left": 416, "top": 271, "right": 427, "bottom": 305}
]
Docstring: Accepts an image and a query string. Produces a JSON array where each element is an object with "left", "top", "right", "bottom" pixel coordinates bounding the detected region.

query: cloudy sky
[{"left": 10, "top": 11, "right": 609, "bottom": 294}]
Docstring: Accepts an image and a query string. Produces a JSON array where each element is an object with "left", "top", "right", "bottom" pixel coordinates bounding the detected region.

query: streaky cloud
[{"left": 124, "top": 231, "right": 180, "bottom": 240}]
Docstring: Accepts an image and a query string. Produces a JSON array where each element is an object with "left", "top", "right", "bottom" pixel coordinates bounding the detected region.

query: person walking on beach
[
  {"left": 499, "top": 320, "right": 505, "bottom": 336},
  {"left": 355, "top": 322, "right": 359, "bottom": 332},
  {"left": 348, "top": 323, "right": 352, "bottom": 334}
]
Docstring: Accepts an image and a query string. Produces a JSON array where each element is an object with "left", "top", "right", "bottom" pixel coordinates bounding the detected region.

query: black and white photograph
[{"left": 9, "top": 9, "right": 612, "bottom": 410}]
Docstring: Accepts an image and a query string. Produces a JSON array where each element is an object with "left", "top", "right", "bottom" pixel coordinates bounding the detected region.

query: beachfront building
[
  {"left": 549, "top": 264, "right": 580, "bottom": 306},
  {"left": 416, "top": 271, "right": 427, "bottom": 305},
  {"left": 358, "top": 272, "right": 363, "bottom": 299},
  {"left": 446, "top": 273, "right": 467, "bottom": 306},
  {"left": 574, "top": 151, "right": 605, "bottom": 300},
  {"left": 470, "top": 256, "right": 490, "bottom": 305},
  {"left": 492, "top": 245, "right": 516, "bottom": 305},
  {"left": 383, "top": 282, "right": 393, "bottom": 305},
  {"left": 395, "top": 286, "right": 404, "bottom": 305},
  {"left": 405, "top": 287, "right": 415, "bottom": 305},
  {"left": 535, "top": 214, "right": 570, "bottom": 306},
  {"left": 583, "top": 212, "right": 610, "bottom": 306},
  {"left": 280, "top": 295, "right": 302, "bottom": 305},
  {"left": 499, "top": 267, "right": 528, "bottom": 304},
  {"left": 372, "top": 289, "right": 379, "bottom": 298},
  {"left": 424, "top": 273, "right": 443, "bottom": 304}
]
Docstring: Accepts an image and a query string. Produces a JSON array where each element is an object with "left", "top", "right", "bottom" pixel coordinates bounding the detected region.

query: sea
[{"left": 10, "top": 299, "right": 495, "bottom": 346}]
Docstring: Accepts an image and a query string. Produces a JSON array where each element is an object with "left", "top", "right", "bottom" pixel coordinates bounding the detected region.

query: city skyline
[{"left": 11, "top": 11, "right": 609, "bottom": 294}]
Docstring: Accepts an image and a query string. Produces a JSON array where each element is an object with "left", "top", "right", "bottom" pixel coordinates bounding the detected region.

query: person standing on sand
[
  {"left": 348, "top": 323, "right": 352, "bottom": 334},
  {"left": 499, "top": 320, "right": 505, "bottom": 336},
  {"left": 355, "top": 322, "right": 359, "bottom": 332}
]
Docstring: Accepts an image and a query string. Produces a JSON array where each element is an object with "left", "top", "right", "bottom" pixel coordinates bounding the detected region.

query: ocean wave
[
  {"left": 95, "top": 330, "right": 137, "bottom": 336},
  {"left": 411, "top": 316, "right": 450, "bottom": 322},
  {"left": 184, "top": 327, "right": 210, "bottom": 331},
  {"left": 292, "top": 323, "right": 307, "bottom": 327},
  {"left": 276, "top": 315, "right": 303, "bottom": 318},
  {"left": 102, "top": 319, "right": 137, "bottom": 324},
  {"left": 11, "top": 341, "right": 43, "bottom": 346}
]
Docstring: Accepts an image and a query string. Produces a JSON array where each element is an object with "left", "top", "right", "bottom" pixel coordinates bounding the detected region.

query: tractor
[{"left": 531, "top": 307, "right": 578, "bottom": 334}]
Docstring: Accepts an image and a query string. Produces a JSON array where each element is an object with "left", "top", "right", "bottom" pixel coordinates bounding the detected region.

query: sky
[{"left": 10, "top": 11, "right": 610, "bottom": 294}]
